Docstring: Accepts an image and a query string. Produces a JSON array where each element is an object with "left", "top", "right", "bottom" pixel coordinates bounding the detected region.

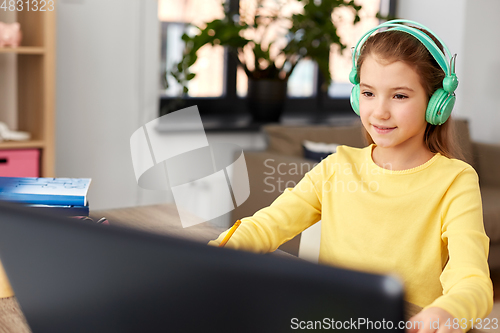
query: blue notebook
[
  {"left": 27, "top": 204, "right": 90, "bottom": 217},
  {"left": 0, "top": 177, "right": 91, "bottom": 206}
]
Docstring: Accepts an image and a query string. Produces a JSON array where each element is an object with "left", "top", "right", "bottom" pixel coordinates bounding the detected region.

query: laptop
[{"left": 0, "top": 202, "right": 405, "bottom": 332}]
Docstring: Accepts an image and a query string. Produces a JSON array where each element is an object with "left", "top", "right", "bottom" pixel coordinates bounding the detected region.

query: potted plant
[{"left": 168, "top": 0, "right": 366, "bottom": 122}]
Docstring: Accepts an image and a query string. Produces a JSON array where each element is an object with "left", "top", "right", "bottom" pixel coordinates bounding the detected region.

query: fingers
[{"left": 406, "top": 315, "right": 419, "bottom": 333}]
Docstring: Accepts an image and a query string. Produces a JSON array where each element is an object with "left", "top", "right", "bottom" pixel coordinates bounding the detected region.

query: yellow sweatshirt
[{"left": 209, "top": 144, "right": 493, "bottom": 329}]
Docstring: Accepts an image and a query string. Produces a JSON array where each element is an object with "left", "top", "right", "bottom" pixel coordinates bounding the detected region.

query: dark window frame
[{"left": 159, "top": 0, "right": 397, "bottom": 121}]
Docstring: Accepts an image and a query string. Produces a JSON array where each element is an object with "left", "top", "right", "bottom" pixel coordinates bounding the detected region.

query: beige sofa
[{"left": 231, "top": 119, "right": 500, "bottom": 269}]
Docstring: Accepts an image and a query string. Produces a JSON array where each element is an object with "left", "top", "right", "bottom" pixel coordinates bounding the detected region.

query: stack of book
[{"left": 0, "top": 177, "right": 91, "bottom": 216}]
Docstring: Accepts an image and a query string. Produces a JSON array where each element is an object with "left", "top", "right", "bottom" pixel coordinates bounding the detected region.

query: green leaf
[
  {"left": 187, "top": 54, "right": 198, "bottom": 67},
  {"left": 171, "top": 71, "right": 179, "bottom": 82}
]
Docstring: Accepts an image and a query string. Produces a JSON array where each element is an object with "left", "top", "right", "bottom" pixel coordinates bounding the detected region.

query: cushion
[
  {"left": 263, "top": 121, "right": 366, "bottom": 157},
  {"left": 473, "top": 142, "right": 500, "bottom": 188},
  {"left": 302, "top": 140, "right": 339, "bottom": 162},
  {"left": 481, "top": 186, "right": 500, "bottom": 243}
]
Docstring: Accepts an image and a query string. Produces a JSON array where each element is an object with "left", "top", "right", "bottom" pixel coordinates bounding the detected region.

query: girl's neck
[{"left": 371, "top": 143, "right": 435, "bottom": 171}]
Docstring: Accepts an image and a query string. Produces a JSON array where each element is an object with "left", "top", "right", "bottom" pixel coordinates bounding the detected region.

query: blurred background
[{"left": 1, "top": 0, "right": 498, "bottom": 228}]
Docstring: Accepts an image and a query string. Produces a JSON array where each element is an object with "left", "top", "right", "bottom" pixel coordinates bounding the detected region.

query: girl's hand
[{"left": 407, "top": 307, "right": 462, "bottom": 333}]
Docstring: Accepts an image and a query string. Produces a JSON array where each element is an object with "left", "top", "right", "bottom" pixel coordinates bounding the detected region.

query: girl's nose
[{"left": 372, "top": 100, "right": 390, "bottom": 120}]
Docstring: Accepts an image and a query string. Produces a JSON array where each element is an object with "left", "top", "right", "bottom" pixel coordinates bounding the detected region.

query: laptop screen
[{"left": 0, "top": 202, "right": 405, "bottom": 332}]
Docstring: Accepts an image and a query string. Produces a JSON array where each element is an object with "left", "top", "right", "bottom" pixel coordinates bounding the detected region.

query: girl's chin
[{"left": 371, "top": 141, "right": 396, "bottom": 148}]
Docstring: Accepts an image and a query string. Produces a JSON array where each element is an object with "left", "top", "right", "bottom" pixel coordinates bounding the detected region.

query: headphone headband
[{"left": 351, "top": 20, "right": 454, "bottom": 79}]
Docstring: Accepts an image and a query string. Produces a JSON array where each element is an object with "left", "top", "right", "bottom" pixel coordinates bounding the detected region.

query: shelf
[
  {"left": 0, "top": 47, "right": 45, "bottom": 54},
  {"left": 0, "top": 10, "right": 56, "bottom": 176},
  {"left": 0, "top": 140, "right": 45, "bottom": 150}
]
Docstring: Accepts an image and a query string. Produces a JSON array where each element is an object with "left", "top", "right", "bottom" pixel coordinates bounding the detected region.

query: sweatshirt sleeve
[
  {"left": 424, "top": 166, "right": 493, "bottom": 331},
  {"left": 207, "top": 155, "right": 333, "bottom": 253}
]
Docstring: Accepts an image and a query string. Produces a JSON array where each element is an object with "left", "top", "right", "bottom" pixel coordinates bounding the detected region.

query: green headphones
[{"left": 349, "top": 19, "right": 458, "bottom": 126}]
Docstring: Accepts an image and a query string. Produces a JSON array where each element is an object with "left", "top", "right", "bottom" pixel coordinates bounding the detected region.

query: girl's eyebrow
[
  {"left": 359, "top": 83, "right": 414, "bottom": 92},
  {"left": 391, "top": 86, "right": 414, "bottom": 92}
]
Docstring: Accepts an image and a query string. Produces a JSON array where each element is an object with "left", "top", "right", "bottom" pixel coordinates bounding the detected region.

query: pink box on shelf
[{"left": 0, "top": 149, "right": 40, "bottom": 177}]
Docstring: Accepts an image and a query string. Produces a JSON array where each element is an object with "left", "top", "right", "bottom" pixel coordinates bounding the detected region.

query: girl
[{"left": 209, "top": 20, "right": 493, "bottom": 332}]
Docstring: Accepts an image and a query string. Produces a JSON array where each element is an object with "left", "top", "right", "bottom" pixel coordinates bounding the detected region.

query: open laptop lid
[{"left": 0, "top": 202, "right": 405, "bottom": 332}]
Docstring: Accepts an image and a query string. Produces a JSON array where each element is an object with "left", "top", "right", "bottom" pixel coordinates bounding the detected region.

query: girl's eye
[
  {"left": 362, "top": 91, "right": 373, "bottom": 97},
  {"left": 394, "top": 94, "right": 407, "bottom": 100}
]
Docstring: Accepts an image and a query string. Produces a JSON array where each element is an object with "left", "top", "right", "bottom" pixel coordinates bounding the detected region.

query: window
[
  {"left": 159, "top": 0, "right": 226, "bottom": 98},
  {"left": 159, "top": 0, "right": 397, "bottom": 121}
]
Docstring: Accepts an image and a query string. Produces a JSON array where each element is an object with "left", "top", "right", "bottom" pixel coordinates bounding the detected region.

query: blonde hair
[{"left": 356, "top": 29, "right": 464, "bottom": 160}]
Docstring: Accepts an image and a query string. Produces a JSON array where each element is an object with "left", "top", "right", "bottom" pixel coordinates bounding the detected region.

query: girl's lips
[{"left": 373, "top": 124, "right": 396, "bottom": 134}]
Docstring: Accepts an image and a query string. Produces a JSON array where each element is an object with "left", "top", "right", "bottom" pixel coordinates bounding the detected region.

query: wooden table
[
  {"left": 90, "top": 203, "right": 225, "bottom": 244},
  {"left": 88, "top": 203, "right": 300, "bottom": 262},
  {"left": 0, "top": 203, "right": 485, "bottom": 332}
]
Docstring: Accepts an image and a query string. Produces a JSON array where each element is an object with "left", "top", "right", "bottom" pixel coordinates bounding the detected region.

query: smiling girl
[{"left": 209, "top": 20, "right": 493, "bottom": 332}]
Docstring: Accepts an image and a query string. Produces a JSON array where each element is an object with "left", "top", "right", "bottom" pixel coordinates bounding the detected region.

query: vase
[{"left": 247, "top": 78, "right": 287, "bottom": 123}]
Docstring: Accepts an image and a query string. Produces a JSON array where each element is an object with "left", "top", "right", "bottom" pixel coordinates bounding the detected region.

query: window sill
[{"left": 155, "top": 111, "right": 360, "bottom": 133}]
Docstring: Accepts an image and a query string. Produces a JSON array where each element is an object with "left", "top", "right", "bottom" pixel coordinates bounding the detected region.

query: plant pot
[{"left": 247, "top": 78, "right": 287, "bottom": 123}]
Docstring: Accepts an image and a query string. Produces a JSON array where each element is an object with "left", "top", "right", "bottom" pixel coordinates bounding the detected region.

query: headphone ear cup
[
  {"left": 349, "top": 68, "right": 358, "bottom": 85},
  {"left": 350, "top": 84, "right": 361, "bottom": 116},
  {"left": 426, "top": 89, "right": 455, "bottom": 125}
]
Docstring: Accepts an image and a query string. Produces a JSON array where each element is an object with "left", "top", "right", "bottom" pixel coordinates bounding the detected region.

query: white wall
[
  {"left": 56, "top": 0, "right": 164, "bottom": 210},
  {"left": 460, "top": 0, "right": 500, "bottom": 143},
  {"left": 397, "top": 0, "right": 500, "bottom": 143}
]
